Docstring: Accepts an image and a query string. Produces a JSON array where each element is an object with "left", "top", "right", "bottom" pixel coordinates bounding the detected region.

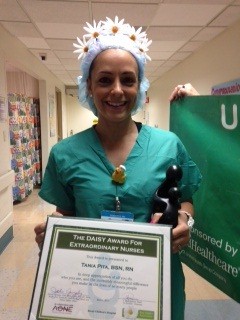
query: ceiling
[{"left": 1, "top": 0, "right": 240, "bottom": 87}]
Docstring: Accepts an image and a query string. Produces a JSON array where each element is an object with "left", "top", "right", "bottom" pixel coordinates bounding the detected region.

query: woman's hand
[
  {"left": 171, "top": 211, "right": 190, "bottom": 253},
  {"left": 169, "top": 83, "right": 200, "bottom": 102},
  {"left": 151, "top": 211, "right": 191, "bottom": 253},
  {"left": 34, "top": 211, "right": 63, "bottom": 250}
]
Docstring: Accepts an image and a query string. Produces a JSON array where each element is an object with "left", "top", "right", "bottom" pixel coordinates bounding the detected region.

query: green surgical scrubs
[{"left": 39, "top": 124, "right": 202, "bottom": 320}]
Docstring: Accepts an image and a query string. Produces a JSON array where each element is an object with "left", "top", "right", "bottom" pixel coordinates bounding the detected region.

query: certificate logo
[
  {"left": 52, "top": 303, "right": 73, "bottom": 315},
  {"left": 123, "top": 306, "right": 138, "bottom": 319},
  {"left": 122, "top": 307, "right": 155, "bottom": 319}
]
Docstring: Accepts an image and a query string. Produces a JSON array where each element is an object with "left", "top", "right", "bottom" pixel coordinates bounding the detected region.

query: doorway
[{"left": 55, "top": 88, "right": 63, "bottom": 142}]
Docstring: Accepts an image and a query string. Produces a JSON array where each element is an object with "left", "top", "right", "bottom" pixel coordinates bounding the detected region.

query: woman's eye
[
  {"left": 98, "top": 77, "right": 111, "bottom": 84},
  {"left": 122, "top": 77, "right": 136, "bottom": 86}
]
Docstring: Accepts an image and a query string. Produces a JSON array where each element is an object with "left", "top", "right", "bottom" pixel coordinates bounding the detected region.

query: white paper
[{"left": 29, "top": 217, "right": 171, "bottom": 320}]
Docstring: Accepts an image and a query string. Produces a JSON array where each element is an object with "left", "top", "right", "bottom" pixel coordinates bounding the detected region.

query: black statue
[{"left": 152, "top": 165, "right": 183, "bottom": 228}]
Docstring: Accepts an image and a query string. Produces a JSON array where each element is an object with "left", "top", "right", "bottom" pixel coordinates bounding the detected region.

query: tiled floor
[
  {"left": 0, "top": 189, "right": 55, "bottom": 320},
  {"left": 0, "top": 189, "right": 239, "bottom": 319}
]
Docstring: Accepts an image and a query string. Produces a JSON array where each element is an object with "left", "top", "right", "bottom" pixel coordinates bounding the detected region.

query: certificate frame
[{"left": 29, "top": 216, "right": 172, "bottom": 320}]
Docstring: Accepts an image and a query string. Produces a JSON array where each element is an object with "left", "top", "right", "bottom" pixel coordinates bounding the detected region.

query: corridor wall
[{"left": 0, "top": 23, "right": 67, "bottom": 253}]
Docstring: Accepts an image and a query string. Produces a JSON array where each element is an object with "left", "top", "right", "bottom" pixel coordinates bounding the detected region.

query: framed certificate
[{"left": 29, "top": 216, "right": 172, "bottom": 320}]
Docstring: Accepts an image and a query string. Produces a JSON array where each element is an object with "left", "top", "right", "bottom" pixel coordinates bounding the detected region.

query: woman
[{"left": 35, "top": 17, "right": 201, "bottom": 319}]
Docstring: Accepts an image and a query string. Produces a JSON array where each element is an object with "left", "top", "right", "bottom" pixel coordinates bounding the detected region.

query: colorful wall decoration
[{"left": 8, "top": 93, "right": 42, "bottom": 202}]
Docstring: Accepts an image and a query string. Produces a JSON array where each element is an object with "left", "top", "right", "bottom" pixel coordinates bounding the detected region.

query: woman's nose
[{"left": 110, "top": 80, "right": 123, "bottom": 95}]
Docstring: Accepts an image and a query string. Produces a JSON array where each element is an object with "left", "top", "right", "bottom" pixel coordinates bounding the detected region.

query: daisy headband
[{"left": 73, "top": 16, "right": 152, "bottom": 116}]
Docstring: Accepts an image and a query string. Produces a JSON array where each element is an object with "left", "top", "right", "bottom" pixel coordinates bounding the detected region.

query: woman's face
[{"left": 87, "top": 49, "right": 139, "bottom": 123}]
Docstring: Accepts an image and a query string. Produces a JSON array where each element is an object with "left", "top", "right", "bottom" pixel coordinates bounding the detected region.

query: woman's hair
[{"left": 73, "top": 16, "right": 152, "bottom": 116}]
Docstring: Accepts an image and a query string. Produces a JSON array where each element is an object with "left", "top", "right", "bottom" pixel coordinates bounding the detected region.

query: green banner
[{"left": 170, "top": 95, "right": 240, "bottom": 303}]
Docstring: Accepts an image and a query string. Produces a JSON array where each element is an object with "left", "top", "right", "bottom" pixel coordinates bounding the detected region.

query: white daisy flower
[
  {"left": 128, "top": 26, "right": 147, "bottom": 43},
  {"left": 83, "top": 20, "right": 103, "bottom": 40},
  {"left": 73, "top": 36, "right": 90, "bottom": 60},
  {"left": 102, "top": 16, "right": 126, "bottom": 35},
  {"left": 72, "top": 16, "right": 152, "bottom": 62},
  {"left": 138, "top": 39, "right": 152, "bottom": 61}
]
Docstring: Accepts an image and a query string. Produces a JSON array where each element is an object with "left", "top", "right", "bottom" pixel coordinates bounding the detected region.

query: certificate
[{"left": 29, "top": 217, "right": 171, "bottom": 320}]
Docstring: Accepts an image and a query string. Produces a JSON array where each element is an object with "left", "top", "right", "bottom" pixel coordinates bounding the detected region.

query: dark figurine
[{"left": 152, "top": 165, "right": 183, "bottom": 228}]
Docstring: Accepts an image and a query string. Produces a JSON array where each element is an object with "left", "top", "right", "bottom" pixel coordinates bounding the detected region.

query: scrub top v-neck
[{"left": 39, "top": 124, "right": 201, "bottom": 221}]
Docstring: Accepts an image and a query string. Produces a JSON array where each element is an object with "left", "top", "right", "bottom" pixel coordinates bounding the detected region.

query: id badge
[{"left": 101, "top": 210, "right": 134, "bottom": 222}]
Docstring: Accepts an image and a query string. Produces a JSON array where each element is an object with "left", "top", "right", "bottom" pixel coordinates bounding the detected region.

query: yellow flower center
[
  {"left": 112, "top": 26, "right": 118, "bottom": 34},
  {"left": 130, "top": 34, "right": 136, "bottom": 41},
  {"left": 93, "top": 32, "right": 99, "bottom": 38}
]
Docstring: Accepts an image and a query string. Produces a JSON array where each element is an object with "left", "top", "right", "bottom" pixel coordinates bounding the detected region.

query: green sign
[{"left": 170, "top": 95, "right": 240, "bottom": 303}]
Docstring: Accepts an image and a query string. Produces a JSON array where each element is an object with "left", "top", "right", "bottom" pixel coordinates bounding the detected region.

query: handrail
[{"left": 0, "top": 170, "right": 14, "bottom": 192}]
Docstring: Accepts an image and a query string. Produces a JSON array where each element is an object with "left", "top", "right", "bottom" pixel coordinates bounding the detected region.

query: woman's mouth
[{"left": 105, "top": 101, "right": 127, "bottom": 108}]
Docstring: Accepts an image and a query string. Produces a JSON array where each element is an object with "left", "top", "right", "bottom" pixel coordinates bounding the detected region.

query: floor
[{"left": 0, "top": 188, "right": 239, "bottom": 320}]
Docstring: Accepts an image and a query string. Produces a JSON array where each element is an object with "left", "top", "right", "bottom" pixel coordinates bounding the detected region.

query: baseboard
[
  {"left": 185, "top": 299, "right": 240, "bottom": 320},
  {"left": 0, "top": 226, "right": 13, "bottom": 255}
]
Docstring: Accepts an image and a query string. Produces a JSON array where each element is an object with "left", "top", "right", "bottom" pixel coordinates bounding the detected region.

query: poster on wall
[
  {"left": 211, "top": 78, "right": 240, "bottom": 96},
  {"left": 48, "top": 93, "right": 56, "bottom": 137},
  {"left": 29, "top": 216, "right": 172, "bottom": 320},
  {"left": 170, "top": 95, "right": 240, "bottom": 303},
  {"left": 0, "top": 96, "right": 6, "bottom": 122}
]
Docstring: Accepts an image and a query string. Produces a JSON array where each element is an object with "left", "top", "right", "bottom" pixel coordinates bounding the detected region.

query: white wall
[
  {"left": 0, "top": 55, "right": 10, "bottom": 176},
  {"left": 0, "top": 52, "right": 14, "bottom": 251},
  {"left": 148, "top": 19, "right": 240, "bottom": 130},
  {"left": 66, "top": 95, "right": 97, "bottom": 135}
]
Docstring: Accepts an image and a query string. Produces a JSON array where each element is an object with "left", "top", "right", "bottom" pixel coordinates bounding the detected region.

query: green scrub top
[{"left": 39, "top": 124, "right": 202, "bottom": 320}]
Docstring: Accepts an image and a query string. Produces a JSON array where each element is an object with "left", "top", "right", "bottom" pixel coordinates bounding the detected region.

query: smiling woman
[
  {"left": 74, "top": 16, "right": 150, "bottom": 117},
  {"left": 34, "top": 16, "right": 202, "bottom": 320},
  {"left": 87, "top": 49, "right": 139, "bottom": 125}
]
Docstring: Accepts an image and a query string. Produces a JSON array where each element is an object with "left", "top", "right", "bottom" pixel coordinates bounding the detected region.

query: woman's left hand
[
  {"left": 171, "top": 212, "right": 190, "bottom": 253},
  {"left": 151, "top": 212, "right": 190, "bottom": 253}
]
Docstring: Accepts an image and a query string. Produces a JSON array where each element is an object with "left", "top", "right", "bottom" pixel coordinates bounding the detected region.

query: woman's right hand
[{"left": 34, "top": 212, "right": 63, "bottom": 249}]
